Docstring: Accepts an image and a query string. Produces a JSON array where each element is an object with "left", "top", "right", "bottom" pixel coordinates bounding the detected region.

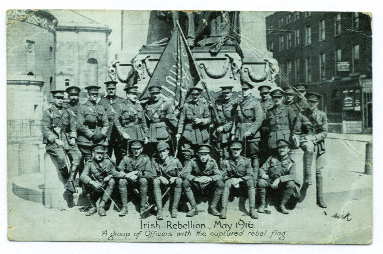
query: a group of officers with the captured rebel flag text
[{"left": 42, "top": 76, "right": 328, "bottom": 220}]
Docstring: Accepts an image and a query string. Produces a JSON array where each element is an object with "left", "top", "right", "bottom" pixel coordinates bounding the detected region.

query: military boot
[
  {"left": 219, "top": 208, "right": 227, "bottom": 219},
  {"left": 98, "top": 201, "right": 107, "bottom": 216},
  {"left": 185, "top": 189, "right": 198, "bottom": 217},
  {"left": 303, "top": 152, "right": 314, "bottom": 185},
  {"left": 257, "top": 188, "right": 266, "bottom": 213},
  {"left": 139, "top": 179, "right": 149, "bottom": 217},
  {"left": 171, "top": 185, "right": 182, "bottom": 218},
  {"left": 209, "top": 187, "right": 223, "bottom": 216},
  {"left": 280, "top": 187, "right": 294, "bottom": 214},
  {"left": 316, "top": 175, "right": 327, "bottom": 208},
  {"left": 154, "top": 185, "right": 163, "bottom": 220},
  {"left": 248, "top": 187, "right": 258, "bottom": 219},
  {"left": 119, "top": 181, "right": 128, "bottom": 217},
  {"left": 219, "top": 182, "right": 231, "bottom": 218},
  {"left": 86, "top": 199, "right": 97, "bottom": 216},
  {"left": 59, "top": 166, "right": 70, "bottom": 180}
]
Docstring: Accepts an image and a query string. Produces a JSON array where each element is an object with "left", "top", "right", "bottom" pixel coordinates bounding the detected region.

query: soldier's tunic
[
  {"left": 259, "top": 97, "right": 274, "bottom": 165},
  {"left": 234, "top": 94, "right": 263, "bottom": 167},
  {"left": 42, "top": 104, "right": 81, "bottom": 170},
  {"left": 214, "top": 97, "right": 237, "bottom": 159},
  {"left": 284, "top": 101, "right": 301, "bottom": 116},
  {"left": 77, "top": 100, "right": 109, "bottom": 160},
  {"left": 99, "top": 95, "right": 125, "bottom": 158},
  {"left": 80, "top": 159, "right": 115, "bottom": 205},
  {"left": 177, "top": 99, "right": 211, "bottom": 153},
  {"left": 293, "top": 98, "right": 309, "bottom": 113},
  {"left": 152, "top": 156, "right": 184, "bottom": 179},
  {"left": 266, "top": 104, "right": 296, "bottom": 150},
  {"left": 114, "top": 100, "right": 148, "bottom": 163},
  {"left": 221, "top": 156, "right": 254, "bottom": 184},
  {"left": 260, "top": 97, "right": 274, "bottom": 120}
]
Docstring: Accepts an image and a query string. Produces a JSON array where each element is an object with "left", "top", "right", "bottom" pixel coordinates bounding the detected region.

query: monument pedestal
[{"left": 44, "top": 153, "right": 68, "bottom": 209}]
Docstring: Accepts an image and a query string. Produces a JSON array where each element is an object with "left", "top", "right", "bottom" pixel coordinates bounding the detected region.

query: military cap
[
  {"left": 104, "top": 80, "right": 118, "bottom": 88},
  {"left": 284, "top": 87, "right": 295, "bottom": 95},
  {"left": 93, "top": 142, "right": 108, "bottom": 152},
  {"left": 229, "top": 140, "right": 243, "bottom": 149},
  {"left": 306, "top": 92, "right": 322, "bottom": 102},
  {"left": 65, "top": 86, "right": 81, "bottom": 95},
  {"left": 294, "top": 83, "right": 308, "bottom": 92},
  {"left": 258, "top": 85, "right": 272, "bottom": 94},
  {"left": 149, "top": 85, "right": 162, "bottom": 94},
  {"left": 189, "top": 87, "right": 203, "bottom": 94},
  {"left": 198, "top": 144, "right": 212, "bottom": 153},
  {"left": 130, "top": 139, "right": 144, "bottom": 149},
  {"left": 156, "top": 141, "right": 170, "bottom": 152},
  {"left": 181, "top": 147, "right": 193, "bottom": 153},
  {"left": 276, "top": 139, "right": 290, "bottom": 148},
  {"left": 124, "top": 85, "right": 138, "bottom": 93},
  {"left": 85, "top": 85, "right": 101, "bottom": 91},
  {"left": 270, "top": 87, "right": 285, "bottom": 97},
  {"left": 51, "top": 90, "right": 65, "bottom": 97},
  {"left": 220, "top": 86, "right": 233, "bottom": 93}
]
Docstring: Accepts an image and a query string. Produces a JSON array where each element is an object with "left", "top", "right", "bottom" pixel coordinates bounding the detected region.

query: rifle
[{"left": 229, "top": 103, "right": 239, "bottom": 141}]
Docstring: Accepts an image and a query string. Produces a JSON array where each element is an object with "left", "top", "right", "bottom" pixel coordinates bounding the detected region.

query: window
[
  {"left": 352, "top": 12, "right": 360, "bottom": 30},
  {"left": 267, "top": 24, "right": 273, "bottom": 33},
  {"left": 294, "top": 29, "right": 300, "bottom": 46},
  {"left": 335, "top": 49, "right": 342, "bottom": 72},
  {"left": 305, "top": 57, "right": 312, "bottom": 83},
  {"left": 294, "top": 59, "right": 301, "bottom": 82},
  {"left": 320, "top": 53, "right": 326, "bottom": 80},
  {"left": 87, "top": 58, "right": 99, "bottom": 86},
  {"left": 65, "top": 79, "right": 70, "bottom": 87},
  {"left": 287, "top": 60, "right": 293, "bottom": 81},
  {"left": 319, "top": 19, "right": 326, "bottom": 41},
  {"left": 287, "top": 33, "right": 292, "bottom": 49},
  {"left": 335, "top": 13, "right": 341, "bottom": 36},
  {"left": 279, "top": 35, "right": 285, "bottom": 51},
  {"left": 305, "top": 26, "right": 311, "bottom": 45},
  {"left": 295, "top": 12, "right": 300, "bottom": 21},
  {"left": 305, "top": 12, "right": 311, "bottom": 18},
  {"left": 279, "top": 17, "right": 284, "bottom": 27},
  {"left": 287, "top": 14, "right": 291, "bottom": 24},
  {"left": 352, "top": 44, "right": 360, "bottom": 73},
  {"left": 268, "top": 42, "right": 274, "bottom": 52}
]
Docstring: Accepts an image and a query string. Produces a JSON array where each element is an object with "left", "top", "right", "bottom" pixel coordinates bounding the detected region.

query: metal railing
[{"left": 7, "top": 119, "right": 42, "bottom": 140}]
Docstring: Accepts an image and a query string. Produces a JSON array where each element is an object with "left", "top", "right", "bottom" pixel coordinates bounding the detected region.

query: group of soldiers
[{"left": 42, "top": 77, "right": 328, "bottom": 220}]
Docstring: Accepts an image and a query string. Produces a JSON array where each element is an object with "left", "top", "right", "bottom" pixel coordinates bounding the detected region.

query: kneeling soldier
[
  {"left": 114, "top": 140, "right": 154, "bottom": 217},
  {"left": 152, "top": 141, "right": 184, "bottom": 220},
  {"left": 80, "top": 142, "right": 115, "bottom": 216},
  {"left": 182, "top": 144, "right": 224, "bottom": 217},
  {"left": 258, "top": 139, "right": 297, "bottom": 214},
  {"left": 220, "top": 140, "right": 257, "bottom": 219}
]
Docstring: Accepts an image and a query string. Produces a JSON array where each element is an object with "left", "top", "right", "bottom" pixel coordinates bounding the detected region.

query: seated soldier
[
  {"left": 182, "top": 144, "right": 224, "bottom": 217},
  {"left": 258, "top": 139, "right": 297, "bottom": 214},
  {"left": 220, "top": 140, "right": 257, "bottom": 219},
  {"left": 113, "top": 140, "right": 154, "bottom": 217},
  {"left": 152, "top": 142, "right": 184, "bottom": 220},
  {"left": 80, "top": 142, "right": 115, "bottom": 216}
]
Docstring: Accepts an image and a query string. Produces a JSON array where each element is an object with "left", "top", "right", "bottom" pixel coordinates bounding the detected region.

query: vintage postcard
[{"left": 7, "top": 9, "right": 372, "bottom": 244}]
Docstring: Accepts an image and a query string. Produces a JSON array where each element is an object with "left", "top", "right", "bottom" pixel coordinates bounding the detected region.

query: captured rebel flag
[{"left": 139, "top": 22, "right": 200, "bottom": 108}]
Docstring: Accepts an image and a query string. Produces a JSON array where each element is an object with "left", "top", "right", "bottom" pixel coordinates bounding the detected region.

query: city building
[{"left": 266, "top": 12, "right": 372, "bottom": 134}]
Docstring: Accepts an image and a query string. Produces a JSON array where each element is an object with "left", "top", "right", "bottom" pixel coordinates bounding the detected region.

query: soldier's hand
[
  {"left": 55, "top": 139, "right": 64, "bottom": 146},
  {"left": 176, "top": 134, "right": 181, "bottom": 141},
  {"left": 69, "top": 138, "right": 76, "bottom": 146},
  {"left": 261, "top": 174, "right": 269, "bottom": 180},
  {"left": 129, "top": 174, "right": 138, "bottom": 181},
  {"left": 104, "top": 175, "right": 112, "bottom": 182},
  {"left": 169, "top": 177, "right": 177, "bottom": 184},
  {"left": 122, "top": 133, "right": 130, "bottom": 140},
  {"left": 194, "top": 118, "right": 202, "bottom": 125},
  {"left": 91, "top": 181, "right": 102, "bottom": 190},
  {"left": 271, "top": 178, "right": 280, "bottom": 189},
  {"left": 217, "top": 126, "right": 224, "bottom": 133},
  {"left": 160, "top": 176, "right": 169, "bottom": 185},
  {"left": 244, "top": 131, "right": 252, "bottom": 137},
  {"left": 305, "top": 135, "right": 315, "bottom": 141},
  {"left": 193, "top": 177, "right": 202, "bottom": 183}
]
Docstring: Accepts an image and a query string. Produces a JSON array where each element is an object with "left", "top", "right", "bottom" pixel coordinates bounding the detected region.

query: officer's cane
[{"left": 91, "top": 175, "right": 121, "bottom": 212}]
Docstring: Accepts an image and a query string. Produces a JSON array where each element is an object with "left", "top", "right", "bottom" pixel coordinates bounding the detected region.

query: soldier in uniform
[
  {"left": 98, "top": 81, "right": 125, "bottom": 160},
  {"left": 284, "top": 87, "right": 296, "bottom": 108},
  {"left": 113, "top": 140, "right": 154, "bottom": 217},
  {"left": 220, "top": 140, "right": 257, "bottom": 219},
  {"left": 152, "top": 142, "right": 184, "bottom": 219},
  {"left": 42, "top": 90, "right": 82, "bottom": 197},
  {"left": 258, "top": 85, "right": 274, "bottom": 118},
  {"left": 293, "top": 83, "right": 309, "bottom": 112},
  {"left": 258, "top": 139, "right": 297, "bottom": 214},
  {"left": 293, "top": 92, "right": 328, "bottom": 208},
  {"left": 77, "top": 86, "right": 109, "bottom": 166},
  {"left": 65, "top": 86, "right": 82, "bottom": 117},
  {"left": 213, "top": 85, "right": 237, "bottom": 162},
  {"left": 234, "top": 79, "right": 264, "bottom": 175},
  {"left": 176, "top": 87, "right": 212, "bottom": 155},
  {"left": 258, "top": 84, "right": 274, "bottom": 165},
  {"left": 265, "top": 88, "right": 296, "bottom": 155},
  {"left": 144, "top": 85, "right": 178, "bottom": 156},
  {"left": 182, "top": 144, "right": 224, "bottom": 217},
  {"left": 80, "top": 142, "right": 116, "bottom": 216},
  {"left": 114, "top": 85, "right": 148, "bottom": 165}
]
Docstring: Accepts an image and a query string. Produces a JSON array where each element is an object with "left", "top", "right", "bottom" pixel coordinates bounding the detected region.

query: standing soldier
[
  {"left": 293, "top": 92, "right": 328, "bottom": 208},
  {"left": 144, "top": 85, "right": 178, "bottom": 155},
  {"left": 152, "top": 142, "right": 184, "bottom": 219},
  {"left": 234, "top": 79, "right": 264, "bottom": 174},
  {"left": 182, "top": 144, "right": 224, "bottom": 217},
  {"left": 176, "top": 87, "right": 212, "bottom": 155},
  {"left": 293, "top": 83, "right": 309, "bottom": 112},
  {"left": 80, "top": 142, "right": 115, "bottom": 216},
  {"left": 213, "top": 85, "right": 237, "bottom": 162},
  {"left": 258, "top": 84, "right": 274, "bottom": 165},
  {"left": 258, "top": 85, "right": 274, "bottom": 119},
  {"left": 220, "top": 140, "right": 257, "bottom": 219},
  {"left": 113, "top": 140, "right": 154, "bottom": 217},
  {"left": 98, "top": 81, "right": 125, "bottom": 159},
  {"left": 42, "top": 90, "right": 82, "bottom": 199},
  {"left": 258, "top": 139, "right": 298, "bottom": 214},
  {"left": 284, "top": 87, "right": 298, "bottom": 111},
  {"left": 114, "top": 85, "right": 148, "bottom": 165},
  {"left": 77, "top": 86, "right": 109, "bottom": 166},
  {"left": 266, "top": 88, "right": 296, "bottom": 155}
]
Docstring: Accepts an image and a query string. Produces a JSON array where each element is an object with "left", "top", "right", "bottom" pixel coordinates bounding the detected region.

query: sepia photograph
[{"left": 6, "top": 5, "right": 374, "bottom": 245}]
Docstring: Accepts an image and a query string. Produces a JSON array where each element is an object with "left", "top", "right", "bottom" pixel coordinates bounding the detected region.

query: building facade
[{"left": 266, "top": 12, "right": 372, "bottom": 134}]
